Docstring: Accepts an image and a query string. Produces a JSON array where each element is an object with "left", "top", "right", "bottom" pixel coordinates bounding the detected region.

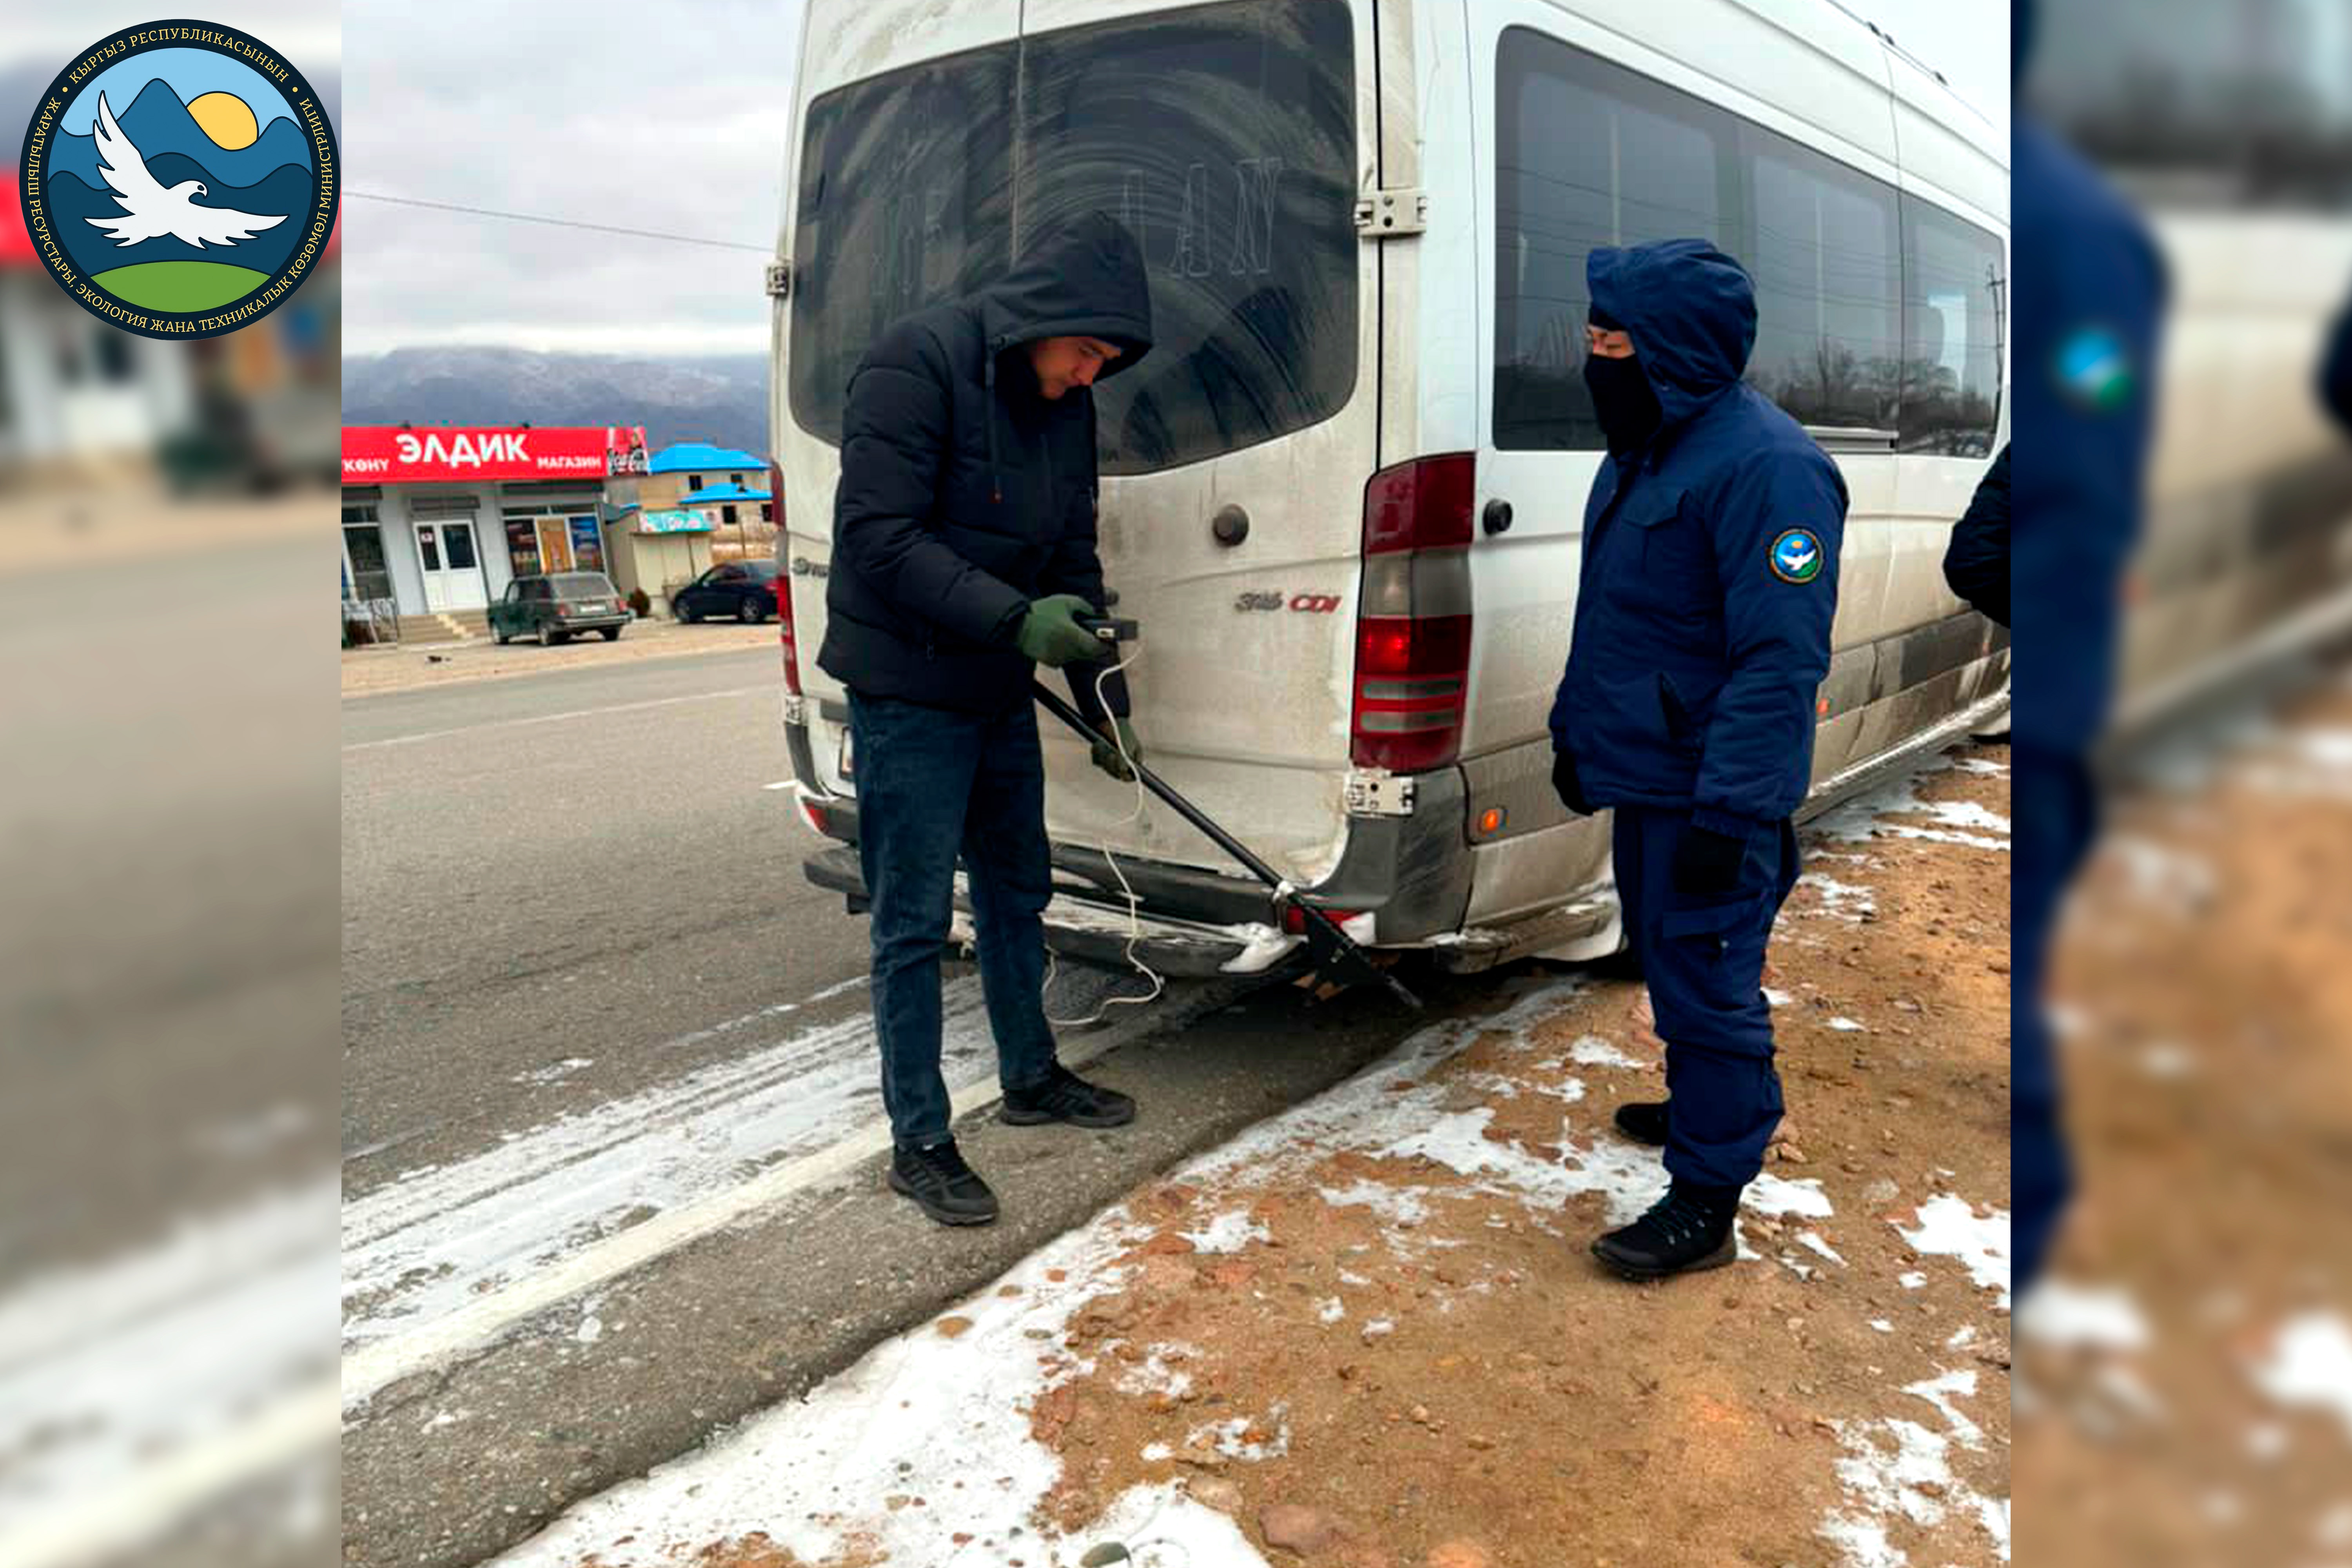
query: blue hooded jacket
[{"left": 1548, "top": 239, "right": 1849, "bottom": 839}]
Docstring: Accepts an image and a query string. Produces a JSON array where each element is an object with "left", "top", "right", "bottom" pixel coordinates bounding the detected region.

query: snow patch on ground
[
  {"left": 1799, "top": 1231, "right": 1847, "bottom": 1267},
  {"left": 1829, "top": 1016, "right": 1868, "bottom": 1033},
  {"left": 1748, "top": 1172, "right": 1836, "bottom": 1220},
  {"left": 484, "top": 1209, "right": 1153, "bottom": 1567},
  {"left": 1180, "top": 1210, "right": 1270, "bottom": 1255},
  {"left": 1800, "top": 874, "right": 1880, "bottom": 922},
  {"left": 2018, "top": 1280, "right": 2152, "bottom": 1353},
  {"left": 1819, "top": 1370, "right": 2007, "bottom": 1568},
  {"left": 1819, "top": 762, "right": 2013, "bottom": 851},
  {"left": 1567, "top": 1034, "right": 1645, "bottom": 1070},
  {"left": 1897, "top": 1196, "right": 2013, "bottom": 1310},
  {"left": 1316, "top": 1179, "right": 1430, "bottom": 1229},
  {"left": 2250, "top": 1313, "right": 2352, "bottom": 1441}
]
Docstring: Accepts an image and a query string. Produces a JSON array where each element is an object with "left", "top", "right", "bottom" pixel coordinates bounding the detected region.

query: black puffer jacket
[
  {"left": 816, "top": 212, "right": 1154, "bottom": 716},
  {"left": 1942, "top": 443, "right": 2010, "bottom": 628}
]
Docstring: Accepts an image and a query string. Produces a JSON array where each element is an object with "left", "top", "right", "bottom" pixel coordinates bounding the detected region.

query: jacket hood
[
  {"left": 1587, "top": 239, "right": 1757, "bottom": 435},
  {"left": 978, "top": 211, "right": 1155, "bottom": 381}
]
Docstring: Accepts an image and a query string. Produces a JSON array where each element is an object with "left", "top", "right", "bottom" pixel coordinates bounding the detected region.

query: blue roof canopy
[
  {"left": 650, "top": 442, "right": 766, "bottom": 474},
  {"left": 677, "top": 483, "right": 772, "bottom": 504}
]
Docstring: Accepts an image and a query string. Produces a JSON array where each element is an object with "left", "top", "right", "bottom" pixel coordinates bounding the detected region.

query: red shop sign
[{"left": 341, "top": 425, "right": 648, "bottom": 484}]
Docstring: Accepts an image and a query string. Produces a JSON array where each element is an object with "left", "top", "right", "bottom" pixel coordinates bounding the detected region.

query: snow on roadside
[{"left": 488, "top": 975, "right": 1852, "bottom": 1566}]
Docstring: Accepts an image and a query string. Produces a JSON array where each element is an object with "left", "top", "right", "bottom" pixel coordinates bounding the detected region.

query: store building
[
  {"left": 605, "top": 506, "right": 719, "bottom": 617},
  {"left": 340, "top": 424, "right": 648, "bottom": 640},
  {"left": 642, "top": 442, "right": 773, "bottom": 547}
]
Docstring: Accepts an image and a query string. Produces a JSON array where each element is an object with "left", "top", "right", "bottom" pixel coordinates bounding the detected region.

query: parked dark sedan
[
  {"left": 672, "top": 559, "right": 779, "bottom": 624},
  {"left": 490, "top": 572, "right": 631, "bottom": 645}
]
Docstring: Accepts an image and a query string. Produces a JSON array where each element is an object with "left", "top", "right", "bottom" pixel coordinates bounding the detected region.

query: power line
[{"left": 348, "top": 190, "right": 773, "bottom": 253}]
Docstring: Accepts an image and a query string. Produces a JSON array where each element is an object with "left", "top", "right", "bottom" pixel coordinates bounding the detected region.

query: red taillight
[
  {"left": 1281, "top": 904, "right": 1365, "bottom": 936},
  {"left": 799, "top": 795, "right": 829, "bottom": 836},
  {"left": 770, "top": 460, "right": 802, "bottom": 697},
  {"left": 1352, "top": 455, "right": 1474, "bottom": 771},
  {"left": 1361, "top": 452, "right": 1475, "bottom": 554}
]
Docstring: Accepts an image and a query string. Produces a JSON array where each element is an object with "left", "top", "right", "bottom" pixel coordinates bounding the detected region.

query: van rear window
[{"left": 788, "top": 0, "right": 1358, "bottom": 476}]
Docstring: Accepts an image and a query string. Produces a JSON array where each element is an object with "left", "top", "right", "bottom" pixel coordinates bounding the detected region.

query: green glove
[
  {"left": 1014, "top": 594, "right": 1112, "bottom": 668},
  {"left": 1090, "top": 717, "right": 1142, "bottom": 782}
]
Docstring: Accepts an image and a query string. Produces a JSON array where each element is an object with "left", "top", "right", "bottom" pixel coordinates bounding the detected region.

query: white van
[{"left": 769, "top": 0, "right": 2011, "bottom": 977}]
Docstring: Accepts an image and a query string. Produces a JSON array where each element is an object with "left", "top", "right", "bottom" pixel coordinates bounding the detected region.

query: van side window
[
  {"left": 1494, "top": 28, "right": 1947, "bottom": 450},
  {"left": 1900, "top": 198, "right": 2007, "bottom": 455},
  {"left": 1745, "top": 134, "right": 1902, "bottom": 433},
  {"left": 1495, "top": 30, "right": 1730, "bottom": 450}
]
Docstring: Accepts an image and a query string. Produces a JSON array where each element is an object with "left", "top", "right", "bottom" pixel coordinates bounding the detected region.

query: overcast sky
[{"left": 337, "top": 0, "right": 2007, "bottom": 359}]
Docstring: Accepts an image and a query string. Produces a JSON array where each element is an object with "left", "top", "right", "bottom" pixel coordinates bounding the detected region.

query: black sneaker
[
  {"left": 1591, "top": 1183, "right": 1740, "bottom": 1281},
  {"left": 888, "top": 1138, "right": 1000, "bottom": 1227},
  {"left": 1613, "top": 1100, "right": 1670, "bottom": 1147},
  {"left": 998, "top": 1062, "right": 1136, "bottom": 1129}
]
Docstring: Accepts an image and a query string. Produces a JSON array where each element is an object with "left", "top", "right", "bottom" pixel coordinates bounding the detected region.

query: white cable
[{"left": 1046, "top": 641, "right": 1168, "bottom": 1029}]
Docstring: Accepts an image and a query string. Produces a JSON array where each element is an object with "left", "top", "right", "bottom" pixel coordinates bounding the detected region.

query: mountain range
[
  {"left": 341, "top": 349, "right": 773, "bottom": 459},
  {"left": 48, "top": 77, "right": 315, "bottom": 191},
  {"left": 47, "top": 158, "right": 313, "bottom": 276}
]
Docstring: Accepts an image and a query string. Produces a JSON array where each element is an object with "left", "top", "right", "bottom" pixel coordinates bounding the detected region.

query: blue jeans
[
  {"left": 1615, "top": 805, "right": 1803, "bottom": 1189},
  {"left": 848, "top": 692, "right": 1059, "bottom": 1149}
]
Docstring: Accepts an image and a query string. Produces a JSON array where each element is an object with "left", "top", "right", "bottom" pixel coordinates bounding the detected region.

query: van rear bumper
[
  {"left": 785, "top": 717, "right": 1476, "bottom": 960},
  {"left": 800, "top": 843, "right": 1305, "bottom": 978}
]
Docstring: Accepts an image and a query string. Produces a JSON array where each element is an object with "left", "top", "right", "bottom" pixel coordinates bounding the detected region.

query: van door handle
[{"left": 1482, "top": 498, "right": 1514, "bottom": 536}]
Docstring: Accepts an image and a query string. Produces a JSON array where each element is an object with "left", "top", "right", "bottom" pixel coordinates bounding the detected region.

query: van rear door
[{"left": 782, "top": 0, "right": 1377, "bottom": 889}]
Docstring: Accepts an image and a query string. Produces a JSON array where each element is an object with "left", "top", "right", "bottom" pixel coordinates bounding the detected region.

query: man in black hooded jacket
[{"left": 816, "top": 212, "right": 1156, "bottom": 1227}]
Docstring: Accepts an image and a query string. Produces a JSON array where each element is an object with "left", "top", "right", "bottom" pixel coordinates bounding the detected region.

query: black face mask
[{"left": 1583, "top": 353, "right": 1661, "bottom": 457}]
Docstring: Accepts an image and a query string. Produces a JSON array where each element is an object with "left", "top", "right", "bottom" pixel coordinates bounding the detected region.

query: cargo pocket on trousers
[{"left": 1660, "top": 895, "right": 1764, "bottom": 960}]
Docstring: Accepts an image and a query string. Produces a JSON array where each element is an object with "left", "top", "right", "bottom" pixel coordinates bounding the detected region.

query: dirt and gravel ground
[
  {"left": 2013, "top": 676, "right": 2352, "bottom": 1568},
  {"left": 341, "top": 619, "right": 777, "bottom": 696},
  {"left": 485, "top": 742, "right": 2016, "bottom": 1568}
]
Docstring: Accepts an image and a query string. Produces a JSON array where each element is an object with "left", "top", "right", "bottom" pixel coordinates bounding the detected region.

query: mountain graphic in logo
[
  {"left": 44, "top": 79, "right": 308, "bottom": 308},
  {"left": 20, "top": 27, "right": 337, "bottom": 335}
]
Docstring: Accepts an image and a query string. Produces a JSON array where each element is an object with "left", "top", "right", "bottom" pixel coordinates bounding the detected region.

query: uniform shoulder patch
[
  {"left": 2056, "top": 325, "right": 2135, "bottom": 412},
  {"left": 1768, "top": 528, "right": 1824, "bottom": 584}
]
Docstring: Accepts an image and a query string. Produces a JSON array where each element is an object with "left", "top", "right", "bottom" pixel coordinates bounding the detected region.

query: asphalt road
[
  {"left": 341, "top": 647, "right": 849, "bottom": 1198},
  {"left": 338, "top": 642, "right": 1506, "bottom": 1568}
]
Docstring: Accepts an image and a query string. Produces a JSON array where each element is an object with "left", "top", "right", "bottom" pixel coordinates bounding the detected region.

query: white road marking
[
  {"left": 341, "top": 977, "right": 1116, "bottom": 1412},
  {"left": 0, "top": 1183, "right": 337, "bottom": 1568},
  {"left": 343, "top": 685, "right": 769, "bottom": 753}
]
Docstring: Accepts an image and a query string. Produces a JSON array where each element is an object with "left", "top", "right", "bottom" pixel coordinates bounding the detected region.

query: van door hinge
[
  {"left": 765, "top": 259, "right": 794, "bottom": 298},
  {"left": 1354, "top": 188, "right": 1427, "bottom": 238},
  {"left": 1345, "top": 770, "right": 1417, "bottom": 817}
]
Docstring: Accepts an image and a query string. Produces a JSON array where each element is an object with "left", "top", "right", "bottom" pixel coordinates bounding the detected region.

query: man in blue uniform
[
  {"left": 2009, "top": 0, "right": 2165, "bottom": 1294},
  {"left": 1549, "top": 239, "right": 1848, "bottom": 1281}
]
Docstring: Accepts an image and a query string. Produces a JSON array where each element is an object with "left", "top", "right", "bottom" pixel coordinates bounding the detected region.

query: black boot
[
  {"left": 1612, "top": 1100, "right": 1670, "bottom": 1147},
  {"left": 888, "top": 1138, "right": 1000, "bottom": 1227},
  {"left": 999, "top": 1062, "right": 1136, "bottom": 1129},
  {"left": 1592, "top": 1182, "right": 1740, "bottom": 1280}
]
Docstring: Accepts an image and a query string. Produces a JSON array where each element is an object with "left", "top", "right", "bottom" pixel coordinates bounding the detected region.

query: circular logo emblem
[
  {"left": 2056, "top": 325, "right": 2134, "bottom": 412},
  {"left": 1769, "top": 527, "right": 1824, "bottom": 584},
  {"left": 18, "top": 22, "right": 338, "bottom": 339}
]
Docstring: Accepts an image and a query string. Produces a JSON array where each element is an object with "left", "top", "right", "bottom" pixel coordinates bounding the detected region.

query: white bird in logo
[
  {"left": 82, "top": 91, "right": 287, "bottom": 249},
  {"left": 1777, "top": 536, "right": 1818, "bottom": 575}
]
